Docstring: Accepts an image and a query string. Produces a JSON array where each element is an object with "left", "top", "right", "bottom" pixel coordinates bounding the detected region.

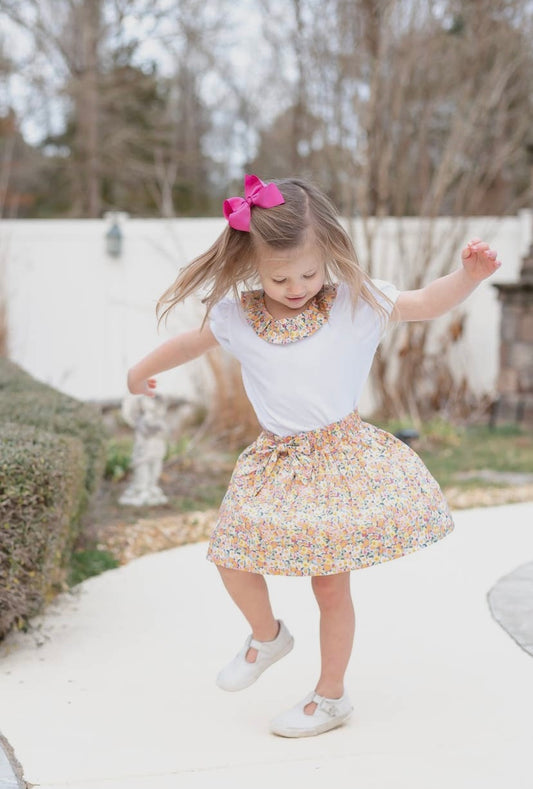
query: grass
[
  {"left": 420, "top": 427, "right": 533, "bottom": 488},
  {"left": 373, "top": 419, "right": 533, "bottom": 489},
  {"left": 104, "top": 437, "right": 133, "bottom": 481},
  {"left": 104, "top": 435, "right": 191, "bottom": 483},
  {"left": 107, "top": 416, "right": 533, "bottom": 498},
  {"left": 69, "top": 414, "right": 532, "bottom": 577},
  {"left": 67, "top": 548, "right": 120, "bottom": 587}
]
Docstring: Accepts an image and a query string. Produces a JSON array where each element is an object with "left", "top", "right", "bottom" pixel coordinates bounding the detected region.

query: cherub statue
[{"left": 119, "top": 393, "right": 169, "bottom": 506}]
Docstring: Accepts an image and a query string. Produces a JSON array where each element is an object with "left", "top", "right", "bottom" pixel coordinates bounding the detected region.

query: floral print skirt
[{"left": 206, "top": 410, "right": 454, "bottom": 576}]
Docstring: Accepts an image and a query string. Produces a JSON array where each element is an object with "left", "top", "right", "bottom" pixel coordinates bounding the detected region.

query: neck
[{"left": 263, "top": 292, "right": 316, "bottom": 320}]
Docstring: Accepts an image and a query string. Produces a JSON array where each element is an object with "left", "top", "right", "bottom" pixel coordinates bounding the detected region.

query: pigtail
[{"left": 156, "top": 227, "right": 256, "bottom": 331}]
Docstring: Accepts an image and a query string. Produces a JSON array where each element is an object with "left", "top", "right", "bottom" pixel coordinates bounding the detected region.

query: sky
[{"left": 1, "top": 0, "right": 274, "bottom": 180}]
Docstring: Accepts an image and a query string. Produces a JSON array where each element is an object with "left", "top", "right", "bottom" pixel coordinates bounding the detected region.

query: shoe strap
[
  {"left": 248, "top": 619, "right": 283, "bottom": 652},
  {"left": 249, "top": 622, "right": 281, "bottom": 651},
  {"left": 311, "top": 693, "right": 341, "bottom": 717}
]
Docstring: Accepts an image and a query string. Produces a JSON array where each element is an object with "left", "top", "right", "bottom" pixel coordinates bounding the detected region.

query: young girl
[{"left": 127, "top": 174, "right": 501, "bottom": 738}]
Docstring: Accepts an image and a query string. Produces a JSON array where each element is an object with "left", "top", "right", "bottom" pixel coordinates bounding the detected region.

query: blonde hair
[{"left": 156, "top": 177, "right": 391, "bottom": 330}]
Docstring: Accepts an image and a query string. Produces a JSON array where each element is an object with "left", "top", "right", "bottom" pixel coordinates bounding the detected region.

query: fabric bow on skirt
[{"left": 207, "top": 410, "right": 454, "bottom": 576}]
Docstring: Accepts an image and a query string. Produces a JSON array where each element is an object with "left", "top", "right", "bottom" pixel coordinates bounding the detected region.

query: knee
[{"left": 311, "top": 573, "right": 351, "bottom": 610}]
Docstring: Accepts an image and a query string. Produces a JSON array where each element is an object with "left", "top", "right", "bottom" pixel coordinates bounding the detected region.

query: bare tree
[
  {"left": 0, "top": 0, "right": 105, "bottom": 215},
  {"left": 251, "top": 0, "right": 533, "bottom": 420},
  {"left": 350, "top": 0, "right": 533, "bottom": 420},
  {"left": 0, "top": 0, "right": 215, "bottom": 216}
]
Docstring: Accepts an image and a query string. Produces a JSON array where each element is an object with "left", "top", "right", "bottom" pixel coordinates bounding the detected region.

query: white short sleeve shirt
[{"left": 209, "top": 280, "right": 399, "bottom": 437}]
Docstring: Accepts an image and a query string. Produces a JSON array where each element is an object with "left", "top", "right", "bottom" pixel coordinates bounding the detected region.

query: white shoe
[
  {"left": 216, "top": 620, "right": 294, "bottom": 692},
  {"left": 270, "top": 690, "right": 353, "bottom": 737}
]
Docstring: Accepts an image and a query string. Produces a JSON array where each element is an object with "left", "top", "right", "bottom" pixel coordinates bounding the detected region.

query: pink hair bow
[{"left": 223, "top": 174, "right": 285, "bottom": 231}]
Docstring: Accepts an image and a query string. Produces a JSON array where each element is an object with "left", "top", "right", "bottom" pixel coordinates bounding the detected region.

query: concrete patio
[{"left": 0, "top": 501, "right": 532, "bottom": 789}]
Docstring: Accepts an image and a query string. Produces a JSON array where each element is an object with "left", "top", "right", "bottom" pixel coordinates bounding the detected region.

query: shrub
[
  {"left": 0, "top": 357, "right": 55, "bottom": 395},
  {"left": 105, "top": 437, "right": 133, "bottom": 481},
  {"left": 0, "top": 359, "right": 109, "bottom": 640},
  {"left": 0, "top": 422, "right": 87, "bottom": 639},
  {"left": 0, "top": 359, "right": 109, "bottom": 495}
]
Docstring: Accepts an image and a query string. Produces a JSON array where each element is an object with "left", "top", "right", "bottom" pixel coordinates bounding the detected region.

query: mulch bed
[
  {"left": 84, "top": 472, "right": 533, "bottom": 568},
  {"left": 82, "top": 408, "right": 533, "bottom": 566}
]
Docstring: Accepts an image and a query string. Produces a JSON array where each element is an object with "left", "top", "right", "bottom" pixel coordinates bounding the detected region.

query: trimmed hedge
[
  {"left": 0, "top": 359, "right": 108, "bottom": 495},
  {"left": 0, "top": 357, "right": 57, "bottom": 395},
  {"left": 0, "top": 423, "right": 87, "bottom": 637},
  {"left": 0, "top": 359, "right": 109, "bottom": 640}
]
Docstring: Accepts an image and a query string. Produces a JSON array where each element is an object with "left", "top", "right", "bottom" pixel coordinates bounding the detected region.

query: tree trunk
[{"left": 77, "top": 0, "right": 101, "bottom": 217}]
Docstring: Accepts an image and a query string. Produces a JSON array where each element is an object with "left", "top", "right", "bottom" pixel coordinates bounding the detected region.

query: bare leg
[
  {"left": 305, "top": 572, "right": 355, "bottom": 715},
  {"left": 217, "top": 565, "right": 279, "bottom": 663}
]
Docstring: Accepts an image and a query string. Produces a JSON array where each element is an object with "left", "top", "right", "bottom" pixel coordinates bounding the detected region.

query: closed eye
[{"left": 272, "top": 272, "right": 316, "bottom": 283}]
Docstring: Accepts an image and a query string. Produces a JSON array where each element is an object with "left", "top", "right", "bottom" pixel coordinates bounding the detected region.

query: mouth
[{"left": 287, "top": 295, "right": 306, "bottom": 302}]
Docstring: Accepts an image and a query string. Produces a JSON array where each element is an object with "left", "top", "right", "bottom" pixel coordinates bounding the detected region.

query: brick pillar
[{"left": 493, "top": 249, "right": 533, "bottom": 425}]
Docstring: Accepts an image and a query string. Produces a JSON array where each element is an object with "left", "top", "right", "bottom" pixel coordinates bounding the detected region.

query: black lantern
[{"left": 106, "top": 220, "right": 122, "bottom": 258}]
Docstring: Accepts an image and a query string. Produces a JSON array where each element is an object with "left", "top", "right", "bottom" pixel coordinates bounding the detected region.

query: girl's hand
[
  {"left": 127, "top": 369, "right": 157, "bottom": 397},
  {"left": 461, "top": 237, "right": 502, "bottom": 282}
]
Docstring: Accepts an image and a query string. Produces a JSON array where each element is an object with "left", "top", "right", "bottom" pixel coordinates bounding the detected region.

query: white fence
[{"left": 0, "top": 213, "right": 528, "bottom": 415}]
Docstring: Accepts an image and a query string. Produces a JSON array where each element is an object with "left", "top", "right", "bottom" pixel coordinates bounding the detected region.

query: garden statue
[{"left": 119, "top": 393, "right": 169, "bottom": 506}]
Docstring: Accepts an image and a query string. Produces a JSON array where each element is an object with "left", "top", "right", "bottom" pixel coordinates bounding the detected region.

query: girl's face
[{"left": 255, "top": 231, "right": 326, "bottom": 315}]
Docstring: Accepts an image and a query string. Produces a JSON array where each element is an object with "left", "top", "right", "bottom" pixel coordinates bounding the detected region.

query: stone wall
[{"left": 494, "top": 279, "right": 533, "bottom": 425}]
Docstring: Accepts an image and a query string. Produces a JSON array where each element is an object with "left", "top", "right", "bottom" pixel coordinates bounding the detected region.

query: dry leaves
[
  {"left": 96, "top": 509, "right": 218, "bottom": 565},
  {"left": 443, "top": 485, "right": 533, "bottom": 510},
  {"left": 95, "top": 484, "right": 533, "bottom": 567}
]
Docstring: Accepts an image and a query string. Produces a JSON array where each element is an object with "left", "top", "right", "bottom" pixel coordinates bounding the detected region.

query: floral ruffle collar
[{"left": 240, "top": 284, "right": 338, "bottom": 345}]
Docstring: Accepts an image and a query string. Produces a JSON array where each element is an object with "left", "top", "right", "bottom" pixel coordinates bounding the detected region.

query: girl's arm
[
  {"left": 127, "top": 323, "right": 219, "bottom": 397},
  {"left": 393, "top": 238, "right": 502, "bottom": 322}
]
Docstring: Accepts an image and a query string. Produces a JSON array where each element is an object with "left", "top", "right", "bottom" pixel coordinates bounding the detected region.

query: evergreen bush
[
  {"left": 0, "top": 422, "right": 86, "bottom": 638},
  {"left": 0, "top": 359, "right": 109, "bottom": 640}
]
